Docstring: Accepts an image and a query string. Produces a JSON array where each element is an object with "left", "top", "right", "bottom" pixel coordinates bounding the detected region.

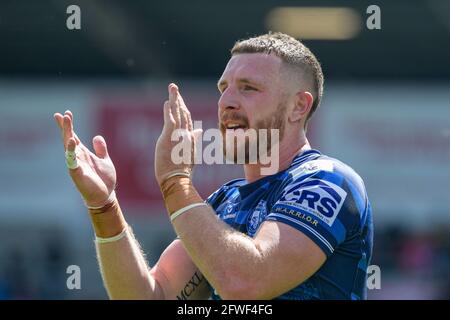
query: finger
[
  {"left": 54, "top": 113, "right": 65, "bottom": 145},
  {"left": 185, "top": 106, "right": 193, "bottom": 132},
  {"left": 54, "top": 113, "right": 64, "bottom": 130},
  {"left": 179, "top": 97, "right": 193, "bottom": 131},
  {"left": 92, "top": 135, "right": 109, "bottom": 159},
  {"left": 170, "top": 84, "right": 181, "bottom": 128},
  {"left": 180, "top": 104, "right": 189, "bottom": 130},
  {"left": 168, "top": 83, "right": 181, "bottom": 128},
  {"left": 192, "top": 128, "right": 203, "bottom": 163},
  {"left": 63, "top": 115, "right": 74, "bottom": 150},
  {"left": 163, "top": 101, "right": 176, "bottom": 133},
  {"left": 66, "top": 137, "right": 80, "bottom": 171},
  {"left": 173, "top": 86, "right": 193, "bottom": 131},
  {"left": 175, "top": 88, "right": 190, "bottom": 130},
  {"left": 64, "top": 110, "right": 82, "bottom": 144},
  {"left": 173, "top": 86, "right": 186, "bottom": 129},
  {"left": 177, "top": 89, "right": 188, "bottom": 110},
  {"left": 192, "top": 128, "right": 203, "bottom": 143},
  {"left": 67, "top": 137, "right": 77, "bottom": 152},
  {"left": 72, "top": 132, "right": 81, "bottom": 145},
  {"left": 55, "top": 113, "right": 82, "bottom": 148},
  {"left": 65, "top": 110, "right": 73, "bottom": 122}
]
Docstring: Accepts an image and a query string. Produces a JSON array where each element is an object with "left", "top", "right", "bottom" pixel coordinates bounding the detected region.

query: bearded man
[{"left": 54, "top": 32, "right": 373, "bottom": 300}]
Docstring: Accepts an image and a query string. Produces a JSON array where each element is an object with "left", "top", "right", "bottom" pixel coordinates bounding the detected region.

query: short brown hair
[{"left": 231, "top": 32, "right": 324, "bottom": 128}]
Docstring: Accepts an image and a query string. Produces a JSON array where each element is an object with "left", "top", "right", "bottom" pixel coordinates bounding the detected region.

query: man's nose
[{"left": 218, "top": 87, "right": 240, "bottom": 113}]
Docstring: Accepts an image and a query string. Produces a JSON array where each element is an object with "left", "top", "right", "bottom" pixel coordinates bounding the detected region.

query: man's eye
[{"left": 243, "top": 85, "right": 257, "bottom": 91}]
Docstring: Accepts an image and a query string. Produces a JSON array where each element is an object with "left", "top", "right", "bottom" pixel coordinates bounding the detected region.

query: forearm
[
  {"left": 174, "top": 208, "right": 265, "bottom": 298},
  {"left": 163, "top": 178, "right": 265, "bottom": 298},
  {"left": 90, "top": 201, "right": 163, "bottom": 299}
]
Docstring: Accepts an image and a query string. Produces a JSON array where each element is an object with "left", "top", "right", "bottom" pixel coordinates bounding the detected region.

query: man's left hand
[{"left": 154, "top": 83, "right": 202, "bottom": 187}]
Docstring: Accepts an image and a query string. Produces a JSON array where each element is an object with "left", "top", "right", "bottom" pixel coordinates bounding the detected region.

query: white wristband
[
  {"left": 170, "top": 202, "right": 208, "bottom": 222},
  {"left": 86, "top": 191, "right": 117, "bottom": 210},
  {"left": 166, "top": 171, "right": 190, "bottom": 179},
  {"left": 95, "top": 226, "right": 128, "bottom": 244}
]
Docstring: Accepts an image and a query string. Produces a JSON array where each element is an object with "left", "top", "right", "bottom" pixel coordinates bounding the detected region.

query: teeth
[{"left": 227, "top": 123, "right": 241, "bottom": 129}]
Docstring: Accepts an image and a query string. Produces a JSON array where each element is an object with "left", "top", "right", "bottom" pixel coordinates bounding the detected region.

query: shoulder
[
  {"left": 286, "top": 154, "right": 367, "bottom": 199},
  {"left": 277, "top": 153, "right": 370, "bottom": 228},
  {"left": 266, "top": 152, "right": 371, "bottom": 255}
]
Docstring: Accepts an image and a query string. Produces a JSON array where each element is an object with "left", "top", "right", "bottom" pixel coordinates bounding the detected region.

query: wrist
[
  {"left": 89, "top": 199, "right": 128, "bottom": 238},
  {"left": 85, "top": 190, "right": 117, "bottom": 209},
  {"left": 161, "top": 176, "right": 203, "bottom": 215},
  {"left": 158, "top": 170, "right": 191, "bottom": 190},
  {"left": 95, "top": 226, "right": 128, "bottom": 244},
  {"left": 161, "top": 175, "right": 192, "bottom": 199}
]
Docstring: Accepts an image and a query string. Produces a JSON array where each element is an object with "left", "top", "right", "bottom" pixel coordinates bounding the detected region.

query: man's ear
[{"left": 288, "top": 91, "right": 314, "bottom": 123}]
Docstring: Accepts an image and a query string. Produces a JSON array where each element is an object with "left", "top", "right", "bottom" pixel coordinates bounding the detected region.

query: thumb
[{"left": 92, "top": 135, "right": 109, "bottom": 159}]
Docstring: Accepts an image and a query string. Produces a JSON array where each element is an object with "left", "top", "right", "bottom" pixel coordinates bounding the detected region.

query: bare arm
[
  {"left": 54, "top": 110, "right": 210, "bottom": 300},
  {"left": 94, "top": 214, "right": 210, "bottom": 300},
  {"left": 149, "top": 239, "right": 211, "bottom": 300},
  {"left": 92, "top": 202, "right": 210, "bottom": 299},
  {"left": 173, "top": 207, "right": 326, "bottom": 299}
]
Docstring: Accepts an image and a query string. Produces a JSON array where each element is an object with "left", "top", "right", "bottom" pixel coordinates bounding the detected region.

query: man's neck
[{"left": 243, "top": 137, "right": 311, "bottom": 183}]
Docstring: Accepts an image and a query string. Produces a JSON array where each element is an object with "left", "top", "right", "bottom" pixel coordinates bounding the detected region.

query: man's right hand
[{"left": 54, "top": 110, "right": 117, "bottom": 208}]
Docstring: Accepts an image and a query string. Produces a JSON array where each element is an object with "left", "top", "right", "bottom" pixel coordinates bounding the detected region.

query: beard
[{"left": 219, "top": 101, "right": 286, "bottom": 164}]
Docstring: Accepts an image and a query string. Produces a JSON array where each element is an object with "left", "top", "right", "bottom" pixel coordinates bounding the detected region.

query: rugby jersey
[{"left": 206, "top": 149, "right": 373, "bottom": 300}]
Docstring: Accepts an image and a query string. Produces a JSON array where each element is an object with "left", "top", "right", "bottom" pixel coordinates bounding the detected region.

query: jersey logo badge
[
  {"left": 220, "top": 201, "right": 237, "bottom": 220},
  {"left": 280, "top": 178, "right": 347, "bottom": 227},
  {"left": 247, "top": 200, "right": 267, "bottom": 237}
]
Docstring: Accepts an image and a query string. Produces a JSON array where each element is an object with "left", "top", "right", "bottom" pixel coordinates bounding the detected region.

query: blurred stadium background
[{"left": 0, "top": 0, "right": 449, "bottom": 299}]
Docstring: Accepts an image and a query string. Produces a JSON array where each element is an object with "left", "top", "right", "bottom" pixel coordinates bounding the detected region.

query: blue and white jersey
[{"left": 206, "top": 149, "right": 373, "bottom": 300}]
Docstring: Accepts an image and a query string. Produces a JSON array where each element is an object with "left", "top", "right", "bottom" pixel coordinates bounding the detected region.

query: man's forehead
[{"left": 219, "top": 53, "right": 282, "bottom": 83}]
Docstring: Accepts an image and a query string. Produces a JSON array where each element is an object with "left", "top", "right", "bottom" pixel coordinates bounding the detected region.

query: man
[{"left": 54, "top": 32, "right": 373, "bottom": 300}]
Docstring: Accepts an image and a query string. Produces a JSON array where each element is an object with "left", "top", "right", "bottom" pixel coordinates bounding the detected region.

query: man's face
[{"left": 217, "top": 53, "right": 288, "bottom": 163}]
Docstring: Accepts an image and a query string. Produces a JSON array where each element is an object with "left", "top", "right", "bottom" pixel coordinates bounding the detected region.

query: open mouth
[{"left": 224, "top": 123, "right": 248, "bottom": 130}]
